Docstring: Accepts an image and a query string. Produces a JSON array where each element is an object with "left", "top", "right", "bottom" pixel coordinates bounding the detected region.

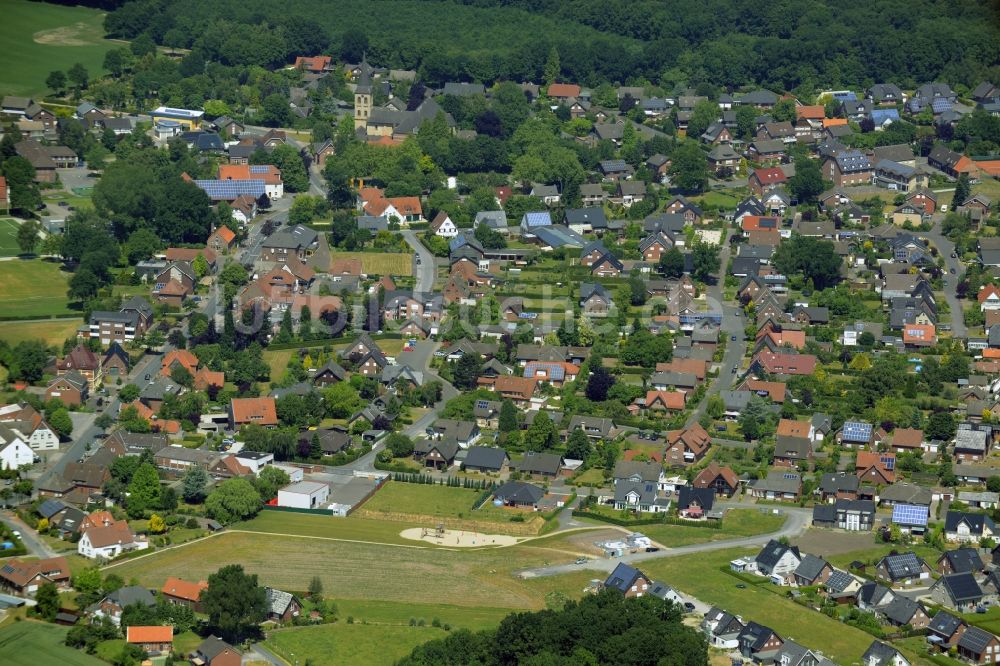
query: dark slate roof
[
  {"left": 883, "top": 596, "right": 923, "bottom": 625},
  {"left": 677, "top": 486, "right": 714, "bottom": 511},
  {"left": 812, "top": 504, "right": 836, "bottom": 523},
  {"left": 940, "top": 548, "right": 984, "bottom": 574},
  {"left": 739, "top": 621, "right": 778, "bottom": 651},
  {"left": 38, "top": 499, "right": 68, "bottom": 519},
  {"left": 463, "top": 446, "right": 508, "bottom": 471},
  {"left": 929, "top": 610, "right": 964, "bottom": 636},
  {"left": 756, "top": 539, "right": 800, "bottom": 569},
  {"left": 937, "top": 572, "right": 984, "bottom": 603},
  {"left": 794, "top": 554, "right": 829, "bottom": 582},
  {"left": 105, "top": 585, "right": 155, "bottom": 608},
  {"left": 945, "top": 511, "right": 996, "bottom": 536},
  {"left": 604, "top": 562, "right": 647, "bottom": 594},
  {"left": 863, "top": 640, "right": 903, "bottom": 665},
  {"left": 959, "top": 626, "right": 997, "bottom": 654},
  {"left": 820, "top": 472, "right": 859, "bottom": 494}
]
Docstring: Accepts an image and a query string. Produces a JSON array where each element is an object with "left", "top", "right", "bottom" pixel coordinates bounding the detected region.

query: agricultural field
[
  {"left": 0, "top": 260, "right": 76, "bottom": 318},
  {"left": 330, "top": 251, "right": 413, "bottom": 276},
  {"left": 0, "top": 621, "right": 105, "bottom": 666},
  {"left": 0, "top": 0, "right": 116, "bottom": 98},
  {"left": 0, "top": 318, "right": 80, "bottom": 347},
  {"left": 0, "top": 219, "right": 21, "bottom": 257}
]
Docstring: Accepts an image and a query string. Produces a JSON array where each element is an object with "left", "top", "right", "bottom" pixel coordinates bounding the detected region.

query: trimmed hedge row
[{"left": 571, "top": 509, "right": 722, "bottom": 529}]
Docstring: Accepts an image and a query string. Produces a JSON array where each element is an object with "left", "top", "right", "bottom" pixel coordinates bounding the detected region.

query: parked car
[
  {"left": 683, "top": 602, "right": 696, "bottom": 611},
  {"left": 574, "top": 557, "right": 588, "bottom": 565}
]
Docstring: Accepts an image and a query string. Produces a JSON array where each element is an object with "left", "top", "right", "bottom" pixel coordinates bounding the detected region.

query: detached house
[{"left": 823, "top": 150, "right": 873, "bottom": 187}]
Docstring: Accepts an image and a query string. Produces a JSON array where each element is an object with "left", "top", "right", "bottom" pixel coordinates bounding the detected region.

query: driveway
[
  {"left": 0, "top": 512, "right": 57, "bottom": 558},
  {"left": 399, "top": 230, "right": 436, "bottom": 293}
]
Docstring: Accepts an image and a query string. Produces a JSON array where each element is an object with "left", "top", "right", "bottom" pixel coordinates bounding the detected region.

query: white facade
[
  {"left": 277, "top": 481, "right": 330, "bottom": 509},
  {"left": 273, "top": 464, "right": 304, "bottom": 483},
  {"left": 0, "top": 436, "right": 33, "bottom": 470},
  {"left": 77, "top": 532, "right": 148, "bottom": 560},
  {"left": 434, "top": 216, "right": 459, "bottom": 238},
  {"left": 20, "top": 425, "right": 59, "bottom": 451},
  {"left": 234, "top": 451, "right": 274, "bottom": 475}
]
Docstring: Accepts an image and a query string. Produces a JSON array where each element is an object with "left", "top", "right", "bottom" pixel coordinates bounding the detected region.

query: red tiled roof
[
  {"left": 218, "top": 164, "right": 282, "bottom": 185},
  {"left": 127, "top": 625, "right": 173, "bottom": 644},
  {"left": 0, "top": 557, "right": 70, "bottom": 587},
  {"left": 776, "top": 419, "right": 810, "bottom": 438},
  {"left": 979, "top": 285, "right": 1000, "bottom": 304},
  {"left": 547, "top": 83, "right": 581, "bottom": 98},
  {"left": 891, "top": 428, "right": 924, "bottom": 449},
  {"left": 795, "top": 105, "right": 825, "bottom": 120},
  {"left": 644, "top": 390, "right": 685, "bottom": 410},
  {"left": 165, "top": 247, "right": 217, "bottom": 265},
  {"left": 161, "top": 576, "right": 208, "bottom": 602},
  {"left": 754, "top": 351, "right": 817, "bottom": 375},
  {"left": 161, "top": 349, "right": 199, "bottom": 376},
  {"left": 752, "top": 167, "right": 787, "bottom": 185},
  {"left": 693, "top": 462, "right": 739, "bottom": 489},
  {"left": 294, "top": 55, "right": 331, "bottom": 72},
  {"left": 230, "top": 397, "right": 278, "bottom": 425},
  {"left": 493, "top": 376, "right": 537, "bottom": 400},
  {"left": 746, "top": 379, "right": 787, "bottom": 402},
  {"left": 211, "top": 226, "right": 236, "bottom": 244}
]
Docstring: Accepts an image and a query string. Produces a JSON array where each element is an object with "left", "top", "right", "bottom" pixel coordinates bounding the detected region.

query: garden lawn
[
  {"left": 0, "top": 260, "right": 76, "bottom": 317},
  {"left": 0, "top": 0, "right": 116, "bottom": 97},
  {"left": 638, "top": 509, "right": 786, "bottom": 548},
  {"left": 330, "top": 251, "right": 412, "bottom": 276},
  {"left": 639, "top": 548, "right": 876, "bottom": 665},
  {"left": 238, "top": 511, "right": 429, "bottom": 546},
  {"left": 266, "top": 623, "right": 445, "bottom": 666},
  {"left": 262, "top": 349, "right": 293, "bottom": 384},
  {"left": 104, "top": 531, "right": 565, "bottom": 610},
  {"left": 0, "top": 621, "right": 105, "bottom": 666},
  {"left": 0, "top": 219, "right": 21, "bottom": 257},
  {"left": 825, "top": 544, "right": 943, "bottom": 571},
  {"left": 0, "top": 318, "right": 81, "bottom": 346}
]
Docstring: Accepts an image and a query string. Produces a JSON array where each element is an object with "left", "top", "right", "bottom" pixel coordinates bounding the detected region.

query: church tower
[{"left": 354, "top": 56, "right": 373, "bottom": 130}]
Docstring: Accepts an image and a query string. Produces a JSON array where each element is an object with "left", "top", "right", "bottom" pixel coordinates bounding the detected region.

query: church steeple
[{"left": 354, "top": 53, "right": 373, "bottom": 129}]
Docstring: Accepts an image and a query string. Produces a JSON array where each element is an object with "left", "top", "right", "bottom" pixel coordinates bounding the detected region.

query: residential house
[
  {"left": 812, "top": 499, "right": 876, "bottom": 531},
  {"left": 161, "top": 576, "right": 208, "bottom": 611},
  {"left": 692, "top": 463, "right": 739, "bottom": 497},
  {"left": 823, "top": 151, "right": 873, "bottom": 187},
  {"left": 228, "top": 397, "right": 278, "bottom": 430},
  {"left": 937, "top": 548, "right": 984, "bottom": 575},
  {"left": 957, "top": 626, "right": 1000, "bottom": 664},
  {"left": 875, "top": 552, "right": 932, "bottom": 584},
  {"left": 738, "top": 622, "right": 783, "bottom": 660},
  {"left": 0, "top": 557, "right": 70, "bottom": 596},
  {"left": 793, "top": 554, "right": 833, "bottom": 587},
  {"left": 749, "top": 471, "right": 802, "bottom": 501},
  {"left": 78, "top": 520, "right": 146, "bottom": 559},
  {"left": 86, "top": 586, "right": 154, "bottom": 626},
  {"left": 515, "top": 451, "right": 562, "bottom": 479},
  {"left": 190, "top": 636, "right": 242, "bottom": 666},
  {"left": 265, "top": 587, "right": 302, "bottom": 623},
  {"left": 755, "top": 539, "right": 802, "bottom": 579},
  {"left": 945, "top": 511, "right": 996, "bottom": 543},
  {"left": 126, "top": 626, "right": 173, "bottom": 655},
  {"left": 931, "top": 573, "right": 986, "bottom": 612},
  {"left": 603, "top": 563, "right": 653, "bottom": 598}
]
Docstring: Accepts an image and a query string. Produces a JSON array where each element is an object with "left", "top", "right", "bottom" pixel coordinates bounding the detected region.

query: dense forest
[
  {"left": 96, "top": 0, "right": 1000, "bottom": 93},
  {"left": 397, "top": 590, "right": 707, "bottom": 666}
]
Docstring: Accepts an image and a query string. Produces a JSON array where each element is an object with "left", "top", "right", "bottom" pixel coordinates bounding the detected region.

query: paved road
[
  {"left": 517, "top": 506, "right": 812, "bottom": 578},
  {"left": 36, "top": 349, "right": 167, "bottom": 490},
  {"left": 914, "top": 220, "right": 967, "bottom": 339},
  {"left": 399, "top": 230, "right": 436, "bottom": 294},
  {"left": 687, "top": 231, "right": 745, "bottom": 427},
  {"left": 0, "top": 512, "right": 58, "bottom": 558}
]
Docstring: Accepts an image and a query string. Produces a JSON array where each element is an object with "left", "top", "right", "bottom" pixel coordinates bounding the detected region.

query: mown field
[
  {"left": 0, "top": 318, "right": 80, "bottom": 347},
  {"left": 635, "top": 509, "right": 786, "bottom": 548},
  {"left": 105, "top": 530, "right": 574, "bottom": 610},
  {"left": 266, "top": 623, "right": 447, "bottom": 666},
  {"left": 0, "top": 260, "right": 76, "bottom": 318},
  {"left": 330, "top": 251, "right": 413, "bottom": 276},
  {"left": 0, "top": 621, "right": 105, "bottom": 666},
  {"left": 0, "top": 219, "right": 20, "bottom": 257},
  {"left": 0, "top": 0, "right": 116, "bottom": 97}
]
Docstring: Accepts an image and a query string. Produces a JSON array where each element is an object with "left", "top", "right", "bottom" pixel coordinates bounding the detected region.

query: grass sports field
[
  {"left": 0, "top": 260, "right": 76, "bottom": 317},
  {"left": 0, "top": 219, "right": 21, "bottom": 257},
  {"left": 0, "top": 621, "right": 105, "bottom": 666},
  {"left": 330, "top": 251, "right": 413, "bottom": 276},
  {"left": 0, "top": 0, "right": 117, "bottom": 98},
  {"left": 0, "top": 319, "right": 80, "bottom": 346}
]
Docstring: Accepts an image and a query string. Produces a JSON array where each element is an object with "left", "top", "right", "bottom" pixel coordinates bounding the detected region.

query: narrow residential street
[
  {"left": 687, "top": 231, "right": 745, "bottom": 427},
  {"left": 915, "top": 218, "right": 967, "bottom": 339},
  {"left": 399, "top": 230, "right": 437, "bottom": 294},
  {"left": 0, "top": 512, "right": 58, "bottom": 558}
]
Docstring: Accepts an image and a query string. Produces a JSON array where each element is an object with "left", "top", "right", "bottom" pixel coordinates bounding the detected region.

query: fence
[{"left": 261, "top": 505, "right": 333, "bottom": 516}]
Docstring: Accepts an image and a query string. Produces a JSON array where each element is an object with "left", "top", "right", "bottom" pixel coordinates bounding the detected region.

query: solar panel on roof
[
  {"left": 881, "top": 455, "right": 896, "bottom": 471},
  {"left": 476, "top": 400, "right": 489, "bottom": 409},
  {"left": 783, "top": 473, "right": 798, "bottom": 480},
  {"left": 892, "top": 504, "right": 929, "bottom": 526}
]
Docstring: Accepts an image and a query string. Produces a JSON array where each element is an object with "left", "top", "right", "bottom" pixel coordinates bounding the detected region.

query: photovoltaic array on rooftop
[
  {"left": 892, "top": 503, "right": 928, "bottom": 526},
  {"left": 193, "top": 179, "right": 266, "bottom": 200}
]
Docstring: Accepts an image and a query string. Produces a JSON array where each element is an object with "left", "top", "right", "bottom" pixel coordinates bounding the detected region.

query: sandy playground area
[{"left": 400, "top": 527, "right": 521, "bottom": 547}]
